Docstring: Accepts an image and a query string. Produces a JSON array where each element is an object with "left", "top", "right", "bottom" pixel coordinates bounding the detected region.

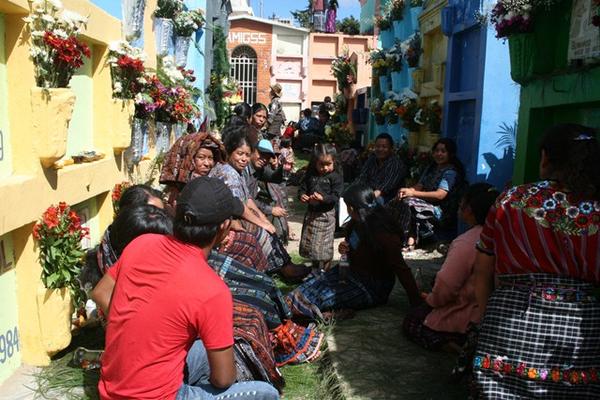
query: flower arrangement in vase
[
  {"left": 173, "top": 9, "right": 205, "bottom": 66},
  {"left": 368, "top": 49, "right": 389, "bottom": 76},
  {"left": 398, "top": 95, "right": 421, "bottom": 132},
  {"left": 489, "top": 0, "right": 535, "bottom": 38},
  {"left": 23, "top": 0, "right": 90, "bottom": 88},
  {"left": 173, "top": 9, "right": 205, "bottom": 36},
  {"left": 387, "top": 0, "right": 406, "bottom": 21},
  {"left": 154, "top": 0, "right": 184, "bottom": 18},
  {"left": 107, "top": 41, "right": 146, "bottom": 99},
  {"left": 387, "top": 41, "right": 404, "bottom": 72},
  {"left": 33, "top": 202, "right": 89, "bottom": 306},
  {"left": 401, "top": 32, "right": 423, "bottom": 68},
  {"left": 382, "top": 98, "right": 400, "bottom": 123},
  {"left": 370, "top": 97, "right": 386, "bottom": 125},
  {"left": 331, "top": 50, "right": 357, "bottom": 90},
  {"left": 375, "top": 15, "right": 392, "bottom": 31}
]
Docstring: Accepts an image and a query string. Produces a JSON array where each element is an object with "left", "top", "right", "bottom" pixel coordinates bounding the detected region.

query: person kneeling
[
  {"left": 402, "top": 183, "right": 499, "bottom": 352},
  {"left": 92, "top": 177, "right": 279, "bottom": 400}
]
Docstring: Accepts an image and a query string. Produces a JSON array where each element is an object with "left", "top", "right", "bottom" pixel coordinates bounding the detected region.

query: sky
[{"left": 91, "top": 0, "right": 362, "bottom": 25}]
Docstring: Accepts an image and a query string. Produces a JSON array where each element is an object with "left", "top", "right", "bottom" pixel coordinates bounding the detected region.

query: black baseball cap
[{"left": 177, "top": 177, "right": 244, "bottom": 224}]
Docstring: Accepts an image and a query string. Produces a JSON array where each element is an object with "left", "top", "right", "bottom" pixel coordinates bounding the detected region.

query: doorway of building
[{"left": 230, "top": 45, "right": 258, "bottom": 105}]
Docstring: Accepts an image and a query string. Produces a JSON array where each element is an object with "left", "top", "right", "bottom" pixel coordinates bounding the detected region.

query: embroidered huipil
[{"left": 477, "top": 180, "right": 600, "bottom": 284}]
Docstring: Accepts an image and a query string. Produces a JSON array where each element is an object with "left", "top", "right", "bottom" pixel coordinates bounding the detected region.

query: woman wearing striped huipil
[{"left": 473, "top": 124, "right": 600, "bottom": 398}]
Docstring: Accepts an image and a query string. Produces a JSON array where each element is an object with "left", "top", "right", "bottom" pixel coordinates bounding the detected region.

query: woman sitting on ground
[
  {"left": 402, "top": 183, "right": 499, "bottom": 351},
  {"left": 396, "top": 138, "right": 465, "bottom": 250},
  {"left": 160, "top": 131, "right": 226, "bottom": 208},
  {"left": 160, "top": 130, "right": 269, "bottom": 272},
  {"left": 286, "top": 183, "right": 422, "bottom": 321},
  {"left": 355, "top": 133, "right": 406, "bottom": 203},
  {"left": 210, "top": 126, "right": 308, "bottom": 280},
  {"left": 473, "top": 124, "right": 600, "bottom": 399}
]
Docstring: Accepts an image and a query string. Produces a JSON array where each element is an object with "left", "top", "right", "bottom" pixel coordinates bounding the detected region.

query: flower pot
[
  {"left": 392, "top": 20, "right": 404, "bottom": 39},
  {"left": 380, "top": 29, "right": 394, "bottom": 49},
  {"left": 378, "top": 75, "right": 390, "bottom": 93},
  {"left": 36, "top": 286, "right": 73, "bottom": 360},
  {"left": 391, "top": 70, "right": 403, "bottom": 92},
  {"left": 122, "top": 0, "right": 146, "bottom": 42},
  {"left": 112, "top": 99, "right": 134, "bottom": 153},
  {"left": 174, "top": 36, "right": 192, "bottom": 67},
  {"left": 125, "top": 117, "right": 148, "bottom": 165},
  {"left": 155, "top": 121, "right": 172, "bottom": 154},
  {"left": 31, "top": 87, "right": 76, "bottom": 168},
  {"left": 412, "top": 68, "right": 424, "bottom": 92},
  {"left": 154, "top": 17, "right": 174, "bottom": 56},
  {"left": 508, "top": 33, "right": 535, "bottom": 84}
]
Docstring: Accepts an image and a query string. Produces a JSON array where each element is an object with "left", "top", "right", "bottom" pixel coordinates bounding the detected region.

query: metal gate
[{"left": 230, "top": 45, "right": 258, "bottom": 105}]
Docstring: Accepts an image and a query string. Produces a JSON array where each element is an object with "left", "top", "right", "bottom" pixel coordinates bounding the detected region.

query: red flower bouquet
[
  {"left": 24, "top": 0, "right": 90, "bottom": 88},
  {"left": 33, "top": 202, "right": 89, "bottom": 302}
]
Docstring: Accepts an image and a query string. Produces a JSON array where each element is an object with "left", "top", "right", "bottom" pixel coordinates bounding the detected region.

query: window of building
[{"left": 230, "top": 45, "right": 257, "bottom": 105}]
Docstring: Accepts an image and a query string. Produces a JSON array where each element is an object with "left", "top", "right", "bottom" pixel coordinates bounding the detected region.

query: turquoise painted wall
[
  {"left": 360, "top": 0, "right": 376, "bottom": 34},
  {"left": 186, "top": 0, "right": 208, "bottom": 127},
  {"left": 66, "top": 45, "right": 94, "bottom": 157},
  {"left": 0, "top": 14, "right": 13, "bottom": 179}
]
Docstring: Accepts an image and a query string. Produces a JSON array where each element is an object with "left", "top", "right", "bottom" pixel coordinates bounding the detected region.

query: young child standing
[{"left": 299, "top": 144, "right": 344, "bottom": 271}]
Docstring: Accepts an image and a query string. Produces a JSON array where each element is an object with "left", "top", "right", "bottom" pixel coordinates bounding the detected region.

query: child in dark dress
[{"left": 298, "top": 144, "right": 344, "bottom": 272}]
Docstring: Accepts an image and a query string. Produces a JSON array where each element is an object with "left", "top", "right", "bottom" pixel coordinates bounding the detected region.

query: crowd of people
[{"left": 82, "top": 99, "right": 600, "bottom": 399}]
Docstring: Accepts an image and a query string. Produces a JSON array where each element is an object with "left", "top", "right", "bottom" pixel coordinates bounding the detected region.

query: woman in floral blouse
[{"left": 473, "top": 124, "right": 600, "bottom": 398}]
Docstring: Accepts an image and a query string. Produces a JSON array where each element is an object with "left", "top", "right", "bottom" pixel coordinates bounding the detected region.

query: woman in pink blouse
[{"left": 402, "top": 183, "right": 499, "bottom": 351}]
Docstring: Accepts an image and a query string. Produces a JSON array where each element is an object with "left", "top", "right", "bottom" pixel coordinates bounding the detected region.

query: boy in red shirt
[{"left": 92, "top": 177, "right": 279, "bottom": 400}]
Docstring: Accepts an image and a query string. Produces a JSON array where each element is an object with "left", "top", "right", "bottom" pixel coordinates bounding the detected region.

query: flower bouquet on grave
[
  {"left": 489, "top": 0, "right": 534, "bottom": 38},
  {"left": 173, "top": 9, "right": 205, "bottom": 66},
  {"left": 401, "top": 32, "right": 423, "bottom": 68},
  {"left": 23, "top": 0, "right": 90, "bottom": 89},
  {"left": 399, "top": 95, "right": 421, "bottom": 132},
  {"left": 375, "top": 15, "right": 392, "bottom": 31},
  {"left": 370, "top": 97, "right": 387, "bottom": 126},
  {"left": 154, "top": 0, "right": 184, "bottom": 55},
  {"left": 331, "top": 50, "right": 357, "bottom": 90},
  {"left": 387, "top": 0, "right": 406, "bottom": 21},
  {"left": 33, "top": 202, "right": 89, "bottom": 303},
  {"left": 382, "top": 98, "right": 400, "bottom": 124},
  {"left": 386, "top": 42, "right": 404, "bottom": 72},
  {"left": 369, "top": 49, "right": 389, "bottom": 77},
  {"left": 107, "top": 41, "right": 146, "bottom": 99}
]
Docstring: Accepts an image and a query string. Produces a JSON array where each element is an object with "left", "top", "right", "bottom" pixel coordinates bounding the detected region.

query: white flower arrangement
[
  {"left": 173, "top": 9, "right": 205, "bottom": 37},
  {"left": 162, "top": 56, "right": 185, "bottom": 82},
  {"left": 23, "top": 0, "right": 89, "bottom": 88}
]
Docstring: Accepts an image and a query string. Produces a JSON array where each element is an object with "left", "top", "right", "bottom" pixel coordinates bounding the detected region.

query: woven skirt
[
  {"left": 474, "top": 274, "right": 600, "bottom": 399},
  {"left": 299, "top": 209, "right": 336, "bottom": 261}
]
